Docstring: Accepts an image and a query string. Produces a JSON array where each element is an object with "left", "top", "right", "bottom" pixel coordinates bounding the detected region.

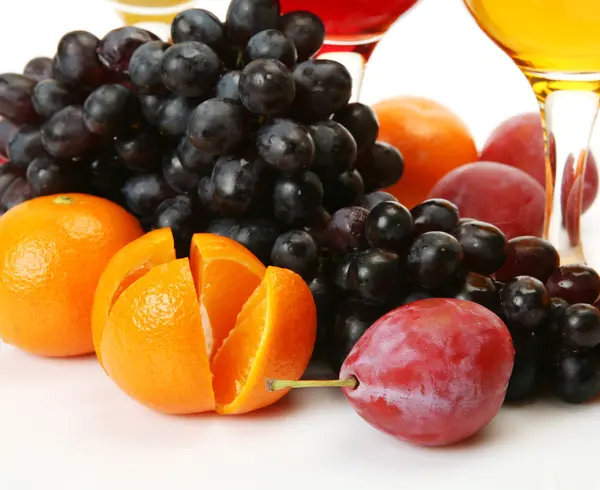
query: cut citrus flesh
[
  {"left": 211, "top": 266, "right": 317, "bottom": 415},
  {"left": 190, "top": 233, "right": 266, "bottom": 358},
  {"left": 100, "top": 258, "right": 215, "bottom": 415},
  {"left": 92, "top": 228, "right": 176, "bottom": 366}
]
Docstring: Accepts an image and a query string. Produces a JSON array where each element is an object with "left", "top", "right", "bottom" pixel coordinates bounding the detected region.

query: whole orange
[
  {"left": 373, "top": 96, "right": 478, "bottom": 209},
  {"left": 0, "top": 194, "right": 143, "bottom": 357}
]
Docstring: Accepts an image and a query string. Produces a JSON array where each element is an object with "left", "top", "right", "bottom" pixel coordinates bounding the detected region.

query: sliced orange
[
  {"left": 91, "top": 228, "right": 176, "bottom": 366},
  {"left": 211, "top": 266, "right": 317, "bottom": 415},
  {"left": 190, "top": 233, "right": 266, "bottom": 358},
  {"left": 99, "top": 258, "right": 215, "bottom": 415}
]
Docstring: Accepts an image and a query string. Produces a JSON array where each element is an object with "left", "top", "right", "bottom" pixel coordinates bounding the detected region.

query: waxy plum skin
[{"left": 340, "top": 298, "right": 514, "bottom": 447}]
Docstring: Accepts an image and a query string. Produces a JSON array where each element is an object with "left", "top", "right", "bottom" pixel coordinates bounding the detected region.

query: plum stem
[{"left": 266, "top": 376, "right": 359, "bottom": 392}]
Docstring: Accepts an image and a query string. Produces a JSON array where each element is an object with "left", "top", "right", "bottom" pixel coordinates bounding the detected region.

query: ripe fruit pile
[
  {"left": 0, "top": 0, "right": 403, "bottom": 260},
  {"left": 321, "top": 195, "right": 600, "bottom": 406}
]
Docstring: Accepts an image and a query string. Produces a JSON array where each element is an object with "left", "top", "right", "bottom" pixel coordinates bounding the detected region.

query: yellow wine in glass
[
  {"left": 109, "top": 0, "right": 194, "bottom": 26},
  {"left": 465, "top": 0, "right": 600, "bottom": 264}
]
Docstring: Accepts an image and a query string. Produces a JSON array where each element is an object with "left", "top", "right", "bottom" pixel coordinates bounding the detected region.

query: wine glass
[
  {"left": 463, "top": 0, "right": 600, "bottom": 265},
  {"left": 279, "top": 0, "right": 420, "bottom": 96}
]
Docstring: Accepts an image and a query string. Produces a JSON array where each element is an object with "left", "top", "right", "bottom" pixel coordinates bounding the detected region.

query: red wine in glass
[{"left": 280, "top": 0, "right": 420, "bottom": 60}]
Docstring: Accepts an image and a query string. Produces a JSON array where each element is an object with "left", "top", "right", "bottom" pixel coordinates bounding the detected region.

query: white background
[{"left": 1, "top": 1, "right": 600, "bottom": 489}]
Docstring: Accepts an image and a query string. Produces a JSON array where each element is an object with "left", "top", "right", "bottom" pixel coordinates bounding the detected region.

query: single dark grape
[
  {"left": 410, "top": 198, "right": 459, "bottom": 235},
  {"left": 138, "top": 94, "right": 162, "bottom": 126},
  {"left": 278, "top": 11, "right": 325, "bottom": 62},
  {"left": 26, "top": 155, "right": 71, "bottom": 195},
  {"left": 114, "top": 126, "right": 162, "bottom": 173},
  {"left": 0, "top": 118, "right": 18, "bottom": 157},
  {"left": 348, "top": 249, "right": 405, "bottom": 304},
  {"left": 331, "top": 253, "right": 357, "bottom": 291},
  {"left": 560, "top": 303, "right": 600, "bottom": 350},
  {"left": 271, "top": 229, "right": 318, "bottom": 280},
  {"left": 177, "top": 136, "right": 218, "bottom": 175},
  {"left": 55, "top": 31, "right": 110, "bottom": 88},
  {"left": 333, "top": 102, "right": 380, "bottom": 154},
  {"left": 197, "top": 176, "right": 216, "bottom": 214},
  {"left": 128, "top": 41, "right": 170, "bottom": 95},
  {"left": 0, "top": 73, "right": 38, "bottom": 124},
  {"left": 234, "top": 217, "right": 281, "bottom": 264},
  {"left": 245, "top": 29, "right": 297, "bottom": 68},
  {"left": 226, "top": 0, "right": 280, "bottom": 45},
  {"left": 83, "top": 84, "right": 139, "bottom": 137},
  {"left": 162, "top": 150, "right": 202, "bottom": 194},
  {"left": 171, "top": 8, "right": 225, "bottom": 52},
  {"left": 121, "top": 173, "right": 175, "bottom": 217},
  {"left": 23, "top": 57, "right": 53, "bottom": 83},
  {"left": 87, "top": 153, "right": 130, "bottom": 196},
  {"left": 505, "top": 331, "right": 539, "bottom": 403},
  {"left": 308, "top": 274, "right": 340, "bottom": 350},
  {"left": 495, "top": 236, "right": 559, "bottom": 283},
  {"left": 256, "top": 118, "right": 315, "bottom": 173},
  {"left": 292, "top": 60, "right": 352, "bottom": 121},
  {"left": 407, "top": 231, "right": 463, "bottom": 290},
  {"left": 355, "top": 140, "right": 404, "bottom": 192},
  {"left": 552, "top": 350, "right": 600, "bottom": 404},
  {"left": 160, "top": 41, "right": 220, "bottom": 98},
  {"left": 308, "top": 120, "right": 357, "bottom": 178},
  {"left": 326, "top": 299, "right": 384, "bottom": 374},
  {"left": 187, "top": 98, "right": 248, "bottom": 154},
  {"left": 546, "top": 264, "right": 600, "bottom": 305},
  {"left": 358, "top": 191, "right": 398, "bottom": 211},
  {"left": 324, "top": 206, "right": 369, "bottom": 256},
  {"left": 206, "top": 218, "right": 240, "bottom": 239},
  {"left": 501, "top": 276, "right": 550, "bottom": 332},
  {"left": 0, "top": 176, "right": 36, "bottom": 211},
  {"left": 453, "top": 219, "right": 507, "bottom": 276},
  {"left": 32, "top": 79, "right": 79, "bottom": 119},
  {"left": 156, "top": 95, "right": 199, "bottom": 138},
  {"left": 272, "top": 171, "right": 323, "bottom": 224},
  {"left": 365, "top": 201, "right": 414, "bottom": 253},
  {"left": 210, "top": 154, "right": 262, "bottom": 216},
  {"left": 98, "top": 26, "right": 158, "bottom": 73},
  {"left": 321, "top": 169, "right": 364, "bottom": 213},
  {"left": 7, "top": 125, "right": 45, "bottom": 169},
  {"left": 152, "top": 194, "right": 201, "bottom": 257},
  {"left": 538, "top": 296, "right": 570, "bottom": 364},
  {"left": 239, "top": 59, "right": 295, "bottom": 116},
  {"left": 444, "top": 272, "right": 501, "bottom": 314},
  {"left": 41, "top": 106, "right": 97, "bottom": 158},
  {"left": 215, "top": 70, "right": 241, "bottom": 101},
  {"left": 298, "top": 205, "right": 330, "bottom": 247}
]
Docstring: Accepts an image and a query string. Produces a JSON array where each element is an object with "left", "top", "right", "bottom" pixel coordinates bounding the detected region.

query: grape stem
[{"left": 266, "top": 376, "right": 359, "bottom": 392}]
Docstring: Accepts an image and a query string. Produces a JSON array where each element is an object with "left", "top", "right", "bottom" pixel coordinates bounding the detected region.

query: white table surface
[{"left": 1, "top": 1, "right": 600, "bottom": 489}]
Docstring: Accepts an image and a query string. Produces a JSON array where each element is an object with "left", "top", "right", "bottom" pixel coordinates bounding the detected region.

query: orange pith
[
  {"left": 91, "top": 228, "right": 176, "bottom": 366},
  {"left": 0, "top": 193, "right": 143, "bottom": 358},
  {"left": 211, "top": 266, "right": 317, "bottom": 415},
  {"left": 100, "top": 258, "right": 215, "bottom": 415},
  {"left": 190, "top": 234, "right": 266, "bottom": 358}
]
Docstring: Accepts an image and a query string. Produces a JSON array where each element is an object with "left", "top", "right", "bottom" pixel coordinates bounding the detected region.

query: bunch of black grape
[
  {"left": 0, "top": 0, "right": 404, "bottom": 258},
  {"left": 317, "top": 195, "right": 600, "bottom": 406}
]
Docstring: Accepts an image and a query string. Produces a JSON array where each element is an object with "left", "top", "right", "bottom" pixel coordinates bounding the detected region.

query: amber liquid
[
  {"left": 111, "top": 0, "right": 192, "bottom": 25},
  {"left": 465, "top": 0, "right": 600, "bottom": 74}
]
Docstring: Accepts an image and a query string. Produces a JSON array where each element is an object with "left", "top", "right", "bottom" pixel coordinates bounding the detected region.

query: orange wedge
[
  {"left": 211, "top": 266, "right": 317, "bottom": 415},
  {"left": 99, "top": 258, "right": 215, "bottom": 415},
  {"left": 91, "top": 228, "right": 176, "bottom": 366},
  {"left": 190, "top": 234, "right": 266, "bottom": 358}
]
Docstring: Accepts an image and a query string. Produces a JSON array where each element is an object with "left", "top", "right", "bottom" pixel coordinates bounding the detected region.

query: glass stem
[{"left": 541, "top": 89, "right": 600, "bottom": 264}]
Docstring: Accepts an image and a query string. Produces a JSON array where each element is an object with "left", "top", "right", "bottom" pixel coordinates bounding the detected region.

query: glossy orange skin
[
  {"left": 373, "top": 96, "right": 478, "bottom": 210},
  {"left": 0, "top": 194, "right": 143, "bottom": 357}
]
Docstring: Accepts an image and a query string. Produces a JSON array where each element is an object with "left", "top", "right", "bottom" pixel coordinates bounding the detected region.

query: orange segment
[
  {"left": 91, "top": 228, "right": 176, "bottom": 366},
  {"left": 212, "top": 266, "right": 317, "bottom": 415},
  {"left": 100, "top": 258, "right": 215, "bottom": 415},
  {"left": 190, "top": 233, "right": 266, "bottom": 358}
]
